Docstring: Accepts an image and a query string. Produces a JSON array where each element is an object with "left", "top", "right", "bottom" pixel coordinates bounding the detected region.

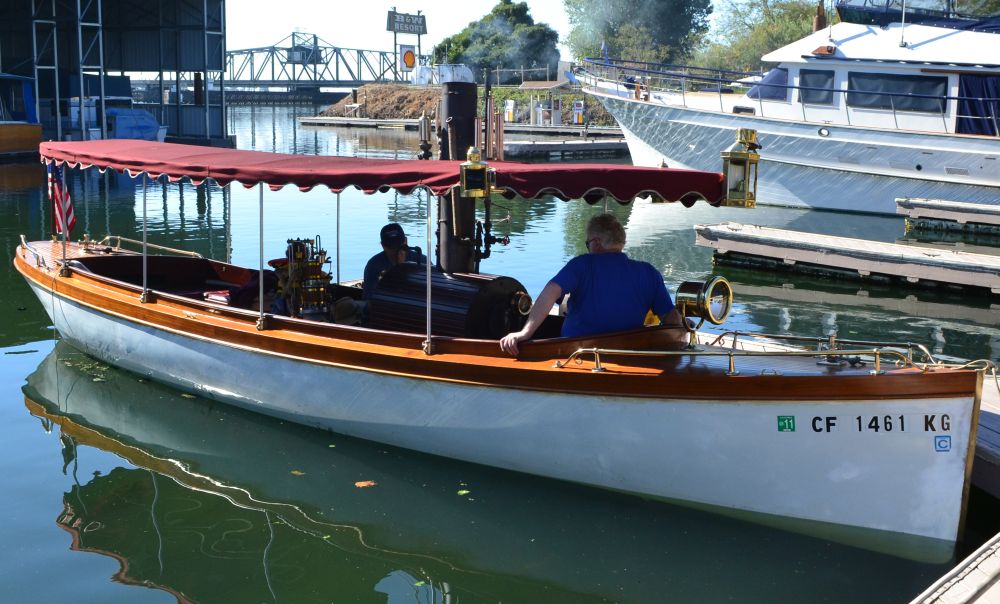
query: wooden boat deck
[{"left": 695, "top": 222, "right": 1000, "bottom": 293}]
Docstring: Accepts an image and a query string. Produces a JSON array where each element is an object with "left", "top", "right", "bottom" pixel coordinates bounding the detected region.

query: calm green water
[{"left": 2, "top": 105, "right": 998, "bottom": 602}]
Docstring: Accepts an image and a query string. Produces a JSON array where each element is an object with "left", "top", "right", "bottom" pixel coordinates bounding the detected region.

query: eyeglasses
[{"left": 585, "top": 237, "right": 600, "bottom": 249}]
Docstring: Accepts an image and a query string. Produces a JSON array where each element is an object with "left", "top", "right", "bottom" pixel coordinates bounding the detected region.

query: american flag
[{"left": 47, "top": 163, "right": 76, "bottom": 236}]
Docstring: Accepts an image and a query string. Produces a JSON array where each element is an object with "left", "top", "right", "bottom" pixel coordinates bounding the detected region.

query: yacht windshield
[{"left": 747, "top": 68, "right": 788, "bottom": 101}]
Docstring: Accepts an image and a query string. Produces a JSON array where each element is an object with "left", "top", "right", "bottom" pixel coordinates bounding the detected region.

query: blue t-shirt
[{"left": 551, "top": 252, "right": 673, "bottom": 338}]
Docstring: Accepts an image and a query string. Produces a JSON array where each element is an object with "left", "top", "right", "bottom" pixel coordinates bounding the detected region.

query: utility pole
[{"left": 392, "top": 6, "right": 398, "bottom": 79}]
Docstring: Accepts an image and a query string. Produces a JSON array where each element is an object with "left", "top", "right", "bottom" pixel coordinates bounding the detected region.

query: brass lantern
[
  {"left": 460, "top": 147, "right": 495, "bottom": 198},
  {"left": 675, "top": 276, "right": 734, "bottom": 347},
  {"left": 720, "top": 128, "right": 761, "bottom": 208}
]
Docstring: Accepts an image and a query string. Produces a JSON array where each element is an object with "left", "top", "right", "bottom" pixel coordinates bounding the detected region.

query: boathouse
[{"left": 0, "top": 1, "right": 229, "bottom": 146}]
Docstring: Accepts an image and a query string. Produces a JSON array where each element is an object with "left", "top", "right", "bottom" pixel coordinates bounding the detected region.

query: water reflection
[
  {"left": 616, "top": 199, "right": 1000, "bottom": 362},
  {"left": 7, "top": 105, "right": 1000, "bottom": 361},
  {"left": 1, "top": 162, "right": 53, "bottom": 344},
  {"left": 6, "top": 103, "right": 1000, "bottom": 603},
  {"left": 717, "top": 267, "right": 1000, "bottom": 362},
  {"left": 228, "top": 104, "right": 423, "bottom": 159},
  {"left": 7, "top": 106, "right": 1000, "bottom": 361},
  {"left": 25, "top": 343, "right": 947, "bottom": 603}
]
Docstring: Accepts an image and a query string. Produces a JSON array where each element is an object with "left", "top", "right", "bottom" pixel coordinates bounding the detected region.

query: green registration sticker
[{"left": 777, "top": 416, "right": 796, "bottom": 432}]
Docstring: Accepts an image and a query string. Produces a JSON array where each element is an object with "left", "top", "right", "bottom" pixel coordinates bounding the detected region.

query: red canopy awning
[{"left": 39, "top": 140, "right": 725, "bottom": 205}]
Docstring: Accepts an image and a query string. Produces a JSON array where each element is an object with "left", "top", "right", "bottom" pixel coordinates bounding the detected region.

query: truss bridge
[{"left": 225, "top": 32, "right": 411, "bottom": 91}]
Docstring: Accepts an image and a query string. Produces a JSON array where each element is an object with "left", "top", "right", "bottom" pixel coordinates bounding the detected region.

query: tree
[
  {"left": 563, "top": 0, "right": 713, "bottom": 63},
  {"left": 695, "top": 0, "right": 819, "bottom": 73},
  {"left": 431, "top": 0, "right": 560, "bottom": 84},
  {"left": 695, "top": 0, "right": 1000, "bottom": 74},
  {"left": 954, "top": 0, "right": 1000, "bottom": 14}
]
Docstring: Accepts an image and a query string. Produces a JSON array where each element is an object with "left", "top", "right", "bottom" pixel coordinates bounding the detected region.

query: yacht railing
[
  {"left": 580, "top": 58, "right": 1000, "bottom": 137},
  {"left": 839, "top": 0, "right": 989, "bottom": 26}
]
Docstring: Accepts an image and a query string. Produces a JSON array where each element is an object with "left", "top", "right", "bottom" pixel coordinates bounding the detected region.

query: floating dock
[
  {"left": 297, "top": 115, "right": 623, "bottom": 137},
  {"left": 295, "top": 116, "right": 628, "bottom": 160},
  {"left": 0, "top": 123, "right": 41, "bottom": 161},
  {"left": 299, "top": 116, "right": 425, "bottom": 130},
  {"left": 897, "top": 197, "right": 1000, "bottom": 235},
  {"left": 975, "top": 386, "right": 1000, "bottom": 502},
  {"left": 502, "top": 138, "right": 628, "bottom": 160},
  {"left": 911, "top": 530, "right": 1000, "bottom": 603},
  {"left": 694, "top": 222, "right": 1000, "bottom": 294}
]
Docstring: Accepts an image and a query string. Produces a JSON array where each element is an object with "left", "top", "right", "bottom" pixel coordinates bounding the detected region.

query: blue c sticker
[{"left": 934, "top": 435, "right": 951, "bottom": 452}]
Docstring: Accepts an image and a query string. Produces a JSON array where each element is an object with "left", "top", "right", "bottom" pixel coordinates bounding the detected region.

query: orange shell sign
[{"left": 400, "top": 46, "right": 416, "bottom": 71}]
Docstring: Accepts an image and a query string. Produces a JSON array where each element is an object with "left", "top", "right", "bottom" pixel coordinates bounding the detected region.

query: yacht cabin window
[
  {"left": 846, "top": 72, "right": 947, "bottom": 113},
  {"left": 798, "top": 69, "right": 835, "bottom": 105},
  {"left": 747, "top": 68, "right": 789, "bottom": 101}
]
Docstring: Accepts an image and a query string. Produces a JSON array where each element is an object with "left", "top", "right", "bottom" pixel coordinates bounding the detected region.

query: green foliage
[
  {"left": 694, "top": 0, "right": 819, "bottom": 73},
  {"left": 952, "top": 0, "right": 1000, "bottom": 15},
  {"left": 431, "top": 0, "right": 560, "bottom": 84},
  {"left": 563, "top": 0, "right": 713, "bottom": 63}
]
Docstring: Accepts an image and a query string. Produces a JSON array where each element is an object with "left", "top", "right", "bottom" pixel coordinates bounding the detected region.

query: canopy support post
[
  {"left": 59, "top": 172, "right": 69, "bottom": 275},
  {"left": 139, "top": 174, "right": 152, "bottom": 303},
  {"left": 256, "top": 183, "right": 268, "bottom": 331},
  {"left": 335, "top": 191, "right": 341, "bottom": 284},
  {"left": 423, "top": 187, "right": 434, "bottom": 355}
]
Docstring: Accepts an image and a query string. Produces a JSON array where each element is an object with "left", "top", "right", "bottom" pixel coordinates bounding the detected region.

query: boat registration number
[{"left": 776, "top": 414, "right": 951, "bottom": 433}]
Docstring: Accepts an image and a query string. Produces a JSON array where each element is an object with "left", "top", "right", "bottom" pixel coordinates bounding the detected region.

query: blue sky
[{"left": 227, "top": 0, "right": 573, "bottom": 57}]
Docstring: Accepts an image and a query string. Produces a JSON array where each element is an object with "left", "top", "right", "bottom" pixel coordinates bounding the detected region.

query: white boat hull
[
  {"left": 594, "top": 93, "right": 1000, "bottom": 215},
  {"left": 27, "top": 280, "right": 978, "bottom": 548}
]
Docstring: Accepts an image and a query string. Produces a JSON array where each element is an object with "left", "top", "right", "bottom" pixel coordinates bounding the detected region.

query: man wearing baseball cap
[{"left": 362, "top": 222, "right": 425, "bottom": 301}]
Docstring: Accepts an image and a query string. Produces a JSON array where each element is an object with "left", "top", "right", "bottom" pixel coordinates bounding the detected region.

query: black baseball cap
[{"left": 380, "top": 223, "right": 406, "bottom": 248}]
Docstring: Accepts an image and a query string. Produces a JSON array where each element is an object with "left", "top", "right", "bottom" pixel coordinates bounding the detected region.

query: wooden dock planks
[{"left": 694, "top": 222, "right": 1000, "bottom": 293}]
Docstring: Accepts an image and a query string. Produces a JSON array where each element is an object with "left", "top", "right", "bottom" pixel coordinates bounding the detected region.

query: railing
[
  {"left": 838, "top": 1, "right": 987, "bottom": 26},
  {"left": 706, "top": 330, "right": 937, "bottom": 364},
  {"left": 19, "top": 235, "right": 51, "bottom": 270},
  {"left": 554, "top": 328, "right": 998, "bottom": 376},
  {"left": 555, "top": 344, "right": 913, "bottom": 375},
  {"left": 94, "top": 235, "right": 203, "bottom": 258},
  {"left": 580, "top": 58, "right": 1000, "bottom": 136}
]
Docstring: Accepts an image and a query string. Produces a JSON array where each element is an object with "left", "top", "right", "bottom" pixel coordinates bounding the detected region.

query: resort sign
[{"left": 386, "top": 11, "right": 426, "bottom": 35}]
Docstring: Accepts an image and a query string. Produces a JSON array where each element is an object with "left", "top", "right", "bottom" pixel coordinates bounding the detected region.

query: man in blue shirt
[{"left": 500, "top": 213, "right": 682, "bottom": 355}]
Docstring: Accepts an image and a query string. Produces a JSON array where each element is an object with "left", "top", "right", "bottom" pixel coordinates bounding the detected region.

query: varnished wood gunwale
[{"left": 15, "top": 241, "right": 980, "bottom": 401}]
